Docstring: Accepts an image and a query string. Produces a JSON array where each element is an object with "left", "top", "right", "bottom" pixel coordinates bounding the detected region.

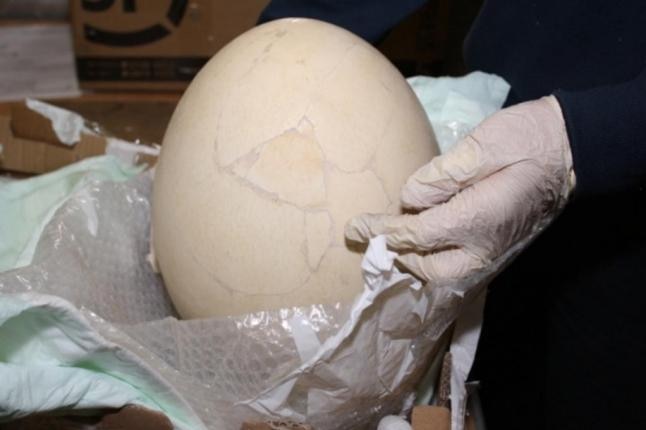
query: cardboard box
[{"left": 70, "top": 0, "right": 269, "bottom": 90}]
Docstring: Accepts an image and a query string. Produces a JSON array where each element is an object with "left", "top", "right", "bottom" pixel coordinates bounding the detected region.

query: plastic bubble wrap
[{"left": 0, "top": 173, "right": 470, "bottom": 429}]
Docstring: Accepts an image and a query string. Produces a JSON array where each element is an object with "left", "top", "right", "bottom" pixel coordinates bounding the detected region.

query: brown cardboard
[
  {"left": 10, "top": 102, "right": 68, "bottom": 145},
  {"left": 0, "top": 114, "right": 105, "bottom": 174},
  {"left": 412, "top": 405, "right": 451, "bottom": 430},
  {"left": 0, "top": 101, "right": 157, "bottom": 175},
  {"left": 240, "top": 421, "right": 313, "bottom": 430},
  {"left": 411, "top": 351, "right": 480, "bottom": 430},
  {"left": 0, "top": 405, "right": 172, "bottom": 430},
  {"left": 69, "top": 0, "right": 269, "bottom": 90},
  {"left": 465, "top": 415, "right": 477, "bottom": 430},
  {"left": 97, "top": 405, "right": 173, "bottom": 430},
  {"left": 411, "top": 405, "right": 478, "bottom": 430},
  {"left": 53, "top": 92, "right": 179, "bottom": 144},
  {"left": 437, "top": 352, "right": 453, "bottom": 408}
]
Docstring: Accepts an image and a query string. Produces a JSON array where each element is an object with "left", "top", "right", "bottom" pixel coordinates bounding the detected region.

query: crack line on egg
[
  {"left": 319, "top": 42, "right": 360, "bottom": 83},
  {"left": 301, "top": 210, "right": 334, "bottom": 272},
  {"left": 186, "top": 245, "right": 317, "bottom": 298}
]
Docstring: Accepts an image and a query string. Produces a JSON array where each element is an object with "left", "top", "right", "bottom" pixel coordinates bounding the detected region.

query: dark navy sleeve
[
  {"left": 258, "top": 0, "right": 428, "bottom": 43},
  {"left": 555, "top": 69, "right": 646, "bottom": 198}
]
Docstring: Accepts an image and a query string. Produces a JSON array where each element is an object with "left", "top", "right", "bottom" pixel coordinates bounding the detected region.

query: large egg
[{"left": 152, "top": 18, "right": 438, "bottom": 318}]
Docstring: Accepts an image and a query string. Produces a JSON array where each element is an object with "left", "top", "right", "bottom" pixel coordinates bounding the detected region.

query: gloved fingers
[
  {"left": 345, "top": 213, "right": 421, "bottom": 246},
  {"left": 345, "top": 160, "right": 549, "bottom": 257},
  {"left": 395, "top": 248, "right": 485, "bottom": 285},
  {"left": 400, "top": 134, "right": 507, "bottom": 210},
  {"left": 344, "top": 210, "right": 462, "bottom": 251}
]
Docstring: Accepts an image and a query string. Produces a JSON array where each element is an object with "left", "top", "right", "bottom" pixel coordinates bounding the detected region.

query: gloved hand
[{"left": 345, "top": 96, "right": 576, "bottom": 285}]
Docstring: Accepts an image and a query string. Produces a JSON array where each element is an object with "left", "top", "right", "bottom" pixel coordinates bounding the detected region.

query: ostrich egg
[{"left": 152, "top": 18, "right": 439, "bottom": 318}]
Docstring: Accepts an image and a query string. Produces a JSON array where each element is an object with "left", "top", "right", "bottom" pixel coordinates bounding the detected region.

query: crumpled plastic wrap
[
  {"left": 1, "top": 73, "right": 511, "bottom": 429},
  {"left": 0, "top": 172, "right": 476, "bottom": 429},
  {"left": 0, "top": 155, "right": 143, "bottom": 272}
]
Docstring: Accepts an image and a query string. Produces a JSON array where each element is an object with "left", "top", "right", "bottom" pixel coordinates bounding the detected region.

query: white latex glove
[{"left": 345, "top": 96, "right": 576, "bottom": 286}]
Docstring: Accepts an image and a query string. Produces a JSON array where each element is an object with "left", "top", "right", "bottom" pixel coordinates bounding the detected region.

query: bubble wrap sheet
[{"left": 0, "top": 173, "right": 477, "bottom": 429}]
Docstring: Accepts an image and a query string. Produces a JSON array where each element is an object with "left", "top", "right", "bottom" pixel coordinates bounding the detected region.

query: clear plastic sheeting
[
  {"left": 0, "top": 172, "right": 470, "bottom": 429},
  {"left": 0, "top": 73, "right": 511, "bottom": 429},
  {"left": 0, "top": 174, "right": 174, "bottom": 323}
]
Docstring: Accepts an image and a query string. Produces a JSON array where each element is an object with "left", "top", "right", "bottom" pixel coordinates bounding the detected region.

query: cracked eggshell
[{"left": 152, "top": 18, "right": 439, "bottom": 318}]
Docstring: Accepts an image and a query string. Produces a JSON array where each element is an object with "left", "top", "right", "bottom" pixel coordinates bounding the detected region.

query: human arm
[{"left": 555, "top": 68, "right": 646, "bottom": 197}]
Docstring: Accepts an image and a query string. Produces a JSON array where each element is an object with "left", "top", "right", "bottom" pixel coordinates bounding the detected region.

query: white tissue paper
[
  {"left": 0, "top": 73, "right": 510, "bottom": 430},
  {"left": 25, "top": 98, "right": 88, "bottom": 145},
  {"left": 408, "top": 71, "right": 511, "bottom": 153}
]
